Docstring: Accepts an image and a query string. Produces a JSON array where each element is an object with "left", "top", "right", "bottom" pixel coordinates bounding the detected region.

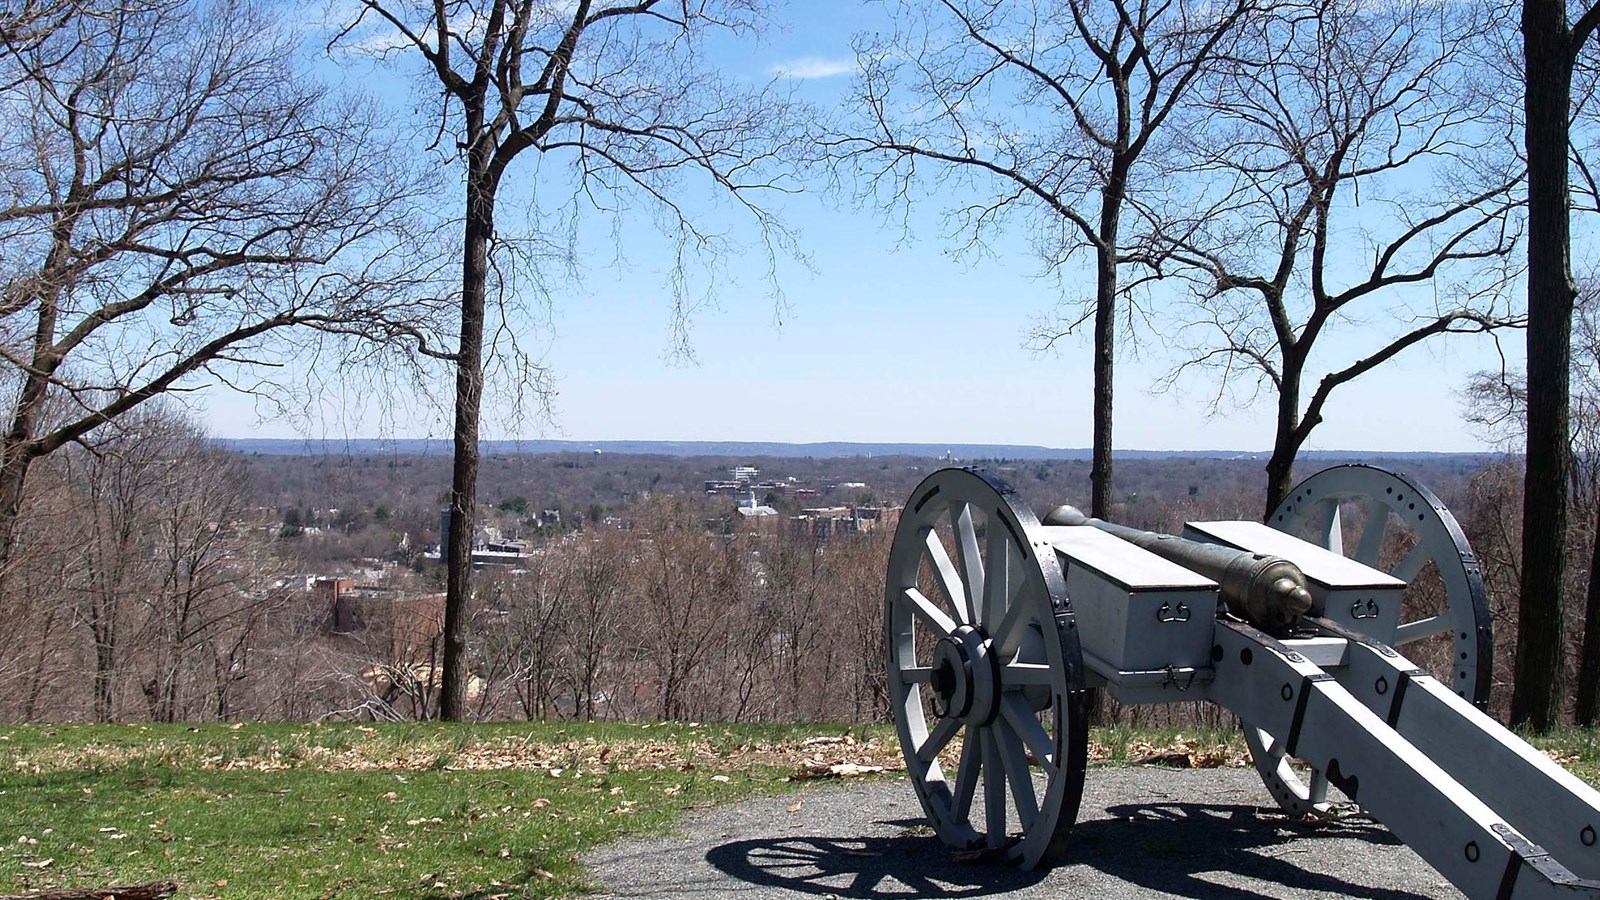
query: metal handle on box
[{"left": 1156, "top": 601, "right": 1191, "bottom": 624}]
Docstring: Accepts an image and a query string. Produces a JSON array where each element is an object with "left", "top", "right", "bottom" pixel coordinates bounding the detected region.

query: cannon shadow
[{"left": 704, "top": 802, "right": 1442, "bottom": 899}]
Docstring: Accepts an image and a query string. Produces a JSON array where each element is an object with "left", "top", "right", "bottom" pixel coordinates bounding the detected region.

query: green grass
[
  {"left": 0, "top": 721, "right": 897, "bottom": 899},
  {"left": 3, "top": 720, "right": 1596, "bottom": 899},
  {"left": 1089, "top": 723, "right": 1247, "bottom": 767},
  {"left": 1531, "top": 726, "right": 1600, "bottom": 786}
]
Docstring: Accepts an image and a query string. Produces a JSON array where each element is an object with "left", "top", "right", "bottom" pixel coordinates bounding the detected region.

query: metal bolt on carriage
[{"left": 884, "top": 464, "right": 1600, "bottom": 898}]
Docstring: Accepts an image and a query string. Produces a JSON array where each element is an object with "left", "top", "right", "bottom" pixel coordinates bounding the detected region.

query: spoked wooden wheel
[
  {"left": 884, "top": 467, "right": 1088, "bottom": 869},
  {"left": 1244, "top": 464, "right": 1495, "bottom": 817},
  {"left": 1271, "top": 464, "right": 1493, "bottom": 703}
]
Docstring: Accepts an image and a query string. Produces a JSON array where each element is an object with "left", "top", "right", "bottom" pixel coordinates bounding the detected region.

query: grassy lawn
[
  {"left": 0, "top": 721, "right": 897, "bottom": 899},
  {"left": 1, "top": 721, "right": 1595, "bottom": 899}
]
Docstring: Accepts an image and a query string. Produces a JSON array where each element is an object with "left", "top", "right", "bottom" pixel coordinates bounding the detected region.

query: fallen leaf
[{"left": 787, "top": 801, "right": 802, "bottom": 813}]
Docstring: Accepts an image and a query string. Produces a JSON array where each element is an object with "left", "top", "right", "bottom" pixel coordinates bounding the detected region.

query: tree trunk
[
  {"left": 1263, "top": 363, "right": 1305, "bottom": 520},
  {"left": 93, "top": 623, "right": 115, "bottom": 723},
  {"left": 0, "top": 216, "right": 70, "bottom": 564},
  {"left": 1085, "top": 174, "right": 1126, "bottom": 726},
  {"left": 1512, "top": 0, "right": 1575, "bottom": 732},
  {"left": 0, "top": 448, "right": 38, "bottom": 563},
  {"left": 1089, "top": 184, "right": 1123, "bottom": 521},
  {"left": 440, "top": 156, "right": 494, "bottom": 722},
  {"left": 1576, "top": 500, "right": 1600, "bottom": 724}
]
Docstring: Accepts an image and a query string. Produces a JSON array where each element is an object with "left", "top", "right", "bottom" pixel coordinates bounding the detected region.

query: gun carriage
[{"left": 885, "top": 464, "right": 1600, "bottom": 898}]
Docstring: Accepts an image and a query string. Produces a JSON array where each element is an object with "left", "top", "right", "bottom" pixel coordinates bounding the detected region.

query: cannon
[{"left": 885, "top": 464, "right": 1600, "bottom": 897}]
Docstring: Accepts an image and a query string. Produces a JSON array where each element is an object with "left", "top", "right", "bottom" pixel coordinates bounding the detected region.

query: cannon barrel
[{"left": 1042, "top": 504, "right": 1313, "bottom": 634}]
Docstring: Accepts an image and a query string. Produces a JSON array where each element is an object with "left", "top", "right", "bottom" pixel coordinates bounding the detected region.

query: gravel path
[{"left": 586, "top": 768, "right": 1465, "bottom": 899}]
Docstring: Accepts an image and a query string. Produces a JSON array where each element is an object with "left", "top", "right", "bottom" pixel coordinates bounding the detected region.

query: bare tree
[
  {"left": 1153, "top": 0, "right": 1521, "bottom": 517},
  {"left": 831, "top": 0, "right": 1264, "bottom": 518},
  {"left": 479, "top": 556, "right": 570, "bottom": 719},
  {"left": 628, "top": 498, "right": 743, "bottom": 720},
  {"left": 1463, "top": 277, "right": 1600, "bottom": 725},
  {"left": 0, "top": 449, "right": 80, "bottom": 721},
  {"left": 1451, "top": 0, "right": 1600, "bottom": 730},
  {"left": 40, "top": 406, "right": 289, "bottom": 722},
  {"left": 0, "top": 0, "right": 437, "bottom": 559},
  {"left": 565, "top": 530, "right": 626, "bottom": 721},
  {"left": 336, "top": 0, "right": 801, "bottom": 719},
  {"left": 1511, "top": 0, "right": 1600, "bottom": 732},
  {"left": 138, "top": 425, "right": 284, "bottom": 722},
  {"left": 62, "top": 419, "right": 170, "bottom": 720}
]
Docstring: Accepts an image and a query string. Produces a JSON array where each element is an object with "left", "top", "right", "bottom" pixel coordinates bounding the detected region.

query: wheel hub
[{"left": 930, "top": 625, "right": 999, "bottom": 725}]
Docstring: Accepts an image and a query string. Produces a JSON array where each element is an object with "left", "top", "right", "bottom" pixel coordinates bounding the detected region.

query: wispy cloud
[{"left": 769, "top": 56, "right": 855, "bottom": 80}]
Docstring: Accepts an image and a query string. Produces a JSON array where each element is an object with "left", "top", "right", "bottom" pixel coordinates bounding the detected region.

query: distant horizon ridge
[{"left": 218, "top": 437, "right": 1495, "bottom": 460}]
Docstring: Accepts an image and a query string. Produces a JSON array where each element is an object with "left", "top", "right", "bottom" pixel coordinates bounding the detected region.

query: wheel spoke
[
  {"left": 951, "top": 504, "right": 983, "bottom": 624},
  {"left": 1308, "top": 768, "right": 1330, "bottom": 805},
  {"left": 1000, "top": 662, "right": 1055, "bottom": 685},
  {"left": 982, "top": 728, "right": 1008, "bottom": 847},
  {"left": 1390, "top": 542, "right": 1428, "bottom": 584},
  {"left": 983, "top": 522, "right": 1013, "bottom": 627},
  {"left": 917, "top": 714, "right": 962, "bottom": 765},
  {"left": 1395, "top": 615, "right": 1449, "bottom": 644},
  {"left": 1001, "top": 693, "right": 1056, "bottom": 769},
  {"left": 924, "top": 529, "right": 968, "bottom": 625},
  {"left": 903, "top": 587, "right": 956, "bottom": 637},
  {"left": 900, "top": 666, "right": 933, "bottom": 684},
  {"left": 1352, "top": 502, "right": 1388, "bottom": 567},
  {"left": 996, "top": 719, "right": 1039, "bottom": 831},
  {"left": 1313, "top": 498, "right": 1343, "bottom": 554},
  {"left": 991, "top": 594, "right": 1035, "bottom": 658},
  {"left": 953, "top": 727, "right": 981, "bottom": 824},
  {"left": 1262, "top": 727, "right": 1287, "bottom": 758},
  {"left": 985, "top": 576, "right": 1036, "bottom": 656}
]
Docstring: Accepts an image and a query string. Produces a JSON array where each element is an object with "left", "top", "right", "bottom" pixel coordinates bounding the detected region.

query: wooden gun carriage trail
[{"left": 884, "top": 464, "right": 1600, "bottom": 899}]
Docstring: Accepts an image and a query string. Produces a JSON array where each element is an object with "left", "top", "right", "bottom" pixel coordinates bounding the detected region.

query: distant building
[
  {"left": 790, "top": 504, "right": 902, "bottom": 540},
  {"left": 708, "top": 478, "right": 789, "bottom": 498},
  {"left": 728, "top": 465, "right": 759, "bottom": 484},
  {"left": 852, "top": 506, "right": 901, "bottom": 532},
  {"left": 433, "top": 509, "right": 535, "bottom": 567},
  {"left": 315, "top": 577, "right": 446, "bottom": 664},
  {"left": 315, "top": 577, "right": 357, "bottom": 632}
]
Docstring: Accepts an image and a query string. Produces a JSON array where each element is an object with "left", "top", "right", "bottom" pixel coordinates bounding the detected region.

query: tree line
[
  {"left": 0, "top": 408, "right": 895, "bottom": 723},
  {"left": 0, "top": 404, "right": 1530, "bottom": 725}
]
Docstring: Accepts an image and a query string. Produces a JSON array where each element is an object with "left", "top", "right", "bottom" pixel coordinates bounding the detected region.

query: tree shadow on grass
[{"left": 702, "top": 803, "right": 1442, "bottom": 899}]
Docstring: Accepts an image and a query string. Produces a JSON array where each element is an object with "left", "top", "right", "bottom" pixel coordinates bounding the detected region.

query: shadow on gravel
[
  {"left": 705, "top": 828, "right": 1048, "bottom": 898},
  {"left": 705, "top": 802, "right": 1432, "bottom": 899},
  {"left": 1081, "top": 802, "right": 1425, "bottom": 900}
]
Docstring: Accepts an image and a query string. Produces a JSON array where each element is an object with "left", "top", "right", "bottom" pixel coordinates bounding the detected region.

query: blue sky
[{"left": 199, "top": 0, "right": 1523, "bottom": 453}]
